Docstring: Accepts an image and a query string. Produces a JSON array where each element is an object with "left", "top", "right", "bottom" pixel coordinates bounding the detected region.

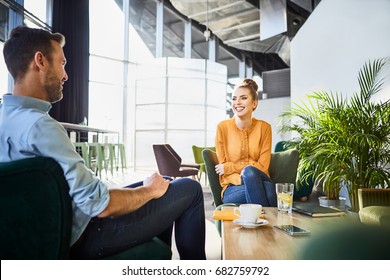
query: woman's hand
[{"left": 215, "top": 164, "right": 224, "bottom": 175}]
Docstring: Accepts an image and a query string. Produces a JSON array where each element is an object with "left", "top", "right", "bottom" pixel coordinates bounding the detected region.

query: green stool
[
  {"left": 87, "top": 143, "right": 105, "bottom": 178},
  {"left": 114, "top": 143, "right": 127, "bottom": 173},
  {"left": 89, "top": 143, "right": 120, "bottom": 178},
  {"left": 103, "top": 143, "right": 116, "bottom": 177},
  {"left": 72, "top": 142, "right": 89, "bottom": 169}
]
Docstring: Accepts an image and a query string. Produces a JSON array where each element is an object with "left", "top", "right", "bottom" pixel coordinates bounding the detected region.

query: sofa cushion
[
  {"left": 269, "top": 149, "right": 299, "bottom": 185},
  {"left": 359, "top": 206, "right": 390, "bottom": 226}
]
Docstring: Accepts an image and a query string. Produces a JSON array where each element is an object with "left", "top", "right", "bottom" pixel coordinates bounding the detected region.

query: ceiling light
[
  {"left": 204, "top": 29, "right": 211, "bottom": 41},
  {"left": 204, "top": 0, "right": 210, "bottom": 41}
]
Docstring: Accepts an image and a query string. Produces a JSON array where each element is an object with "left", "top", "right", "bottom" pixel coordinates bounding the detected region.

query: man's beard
[{"left": 44, "top": 69, "right": 63, "bottom": 103}]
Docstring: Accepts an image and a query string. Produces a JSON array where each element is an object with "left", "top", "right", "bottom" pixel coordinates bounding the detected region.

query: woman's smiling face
[{"left": 232, "top": 87, "right": 258, "bottom": 118}]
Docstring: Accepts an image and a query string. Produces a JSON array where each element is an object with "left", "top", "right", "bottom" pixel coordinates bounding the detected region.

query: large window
[
  {"left": 1, "top": 3, "right": 11, "bottom": 95},
  {"left": 0, "top": 3, "right": 8, "bottom": 42},
  {"left": 89, "top": 0, "right": 155, "bottom": 167},
  {"left": 89, "top": 1, "right": 125, "bottom": 143},
  {"left": 23, "top": 0, "right": 50, "bottom": 28},
  {"left": 88, "top": 0, "right": 229, "bottom": 170},
  {"left": 0, "top": 0, "right": 51, "bottom": 97},
  {"left": 0, "top": 42, "right": 8, "bottom": 95},
  {"left": 134, "top": 57, "right": 227, "bottom": 170}
]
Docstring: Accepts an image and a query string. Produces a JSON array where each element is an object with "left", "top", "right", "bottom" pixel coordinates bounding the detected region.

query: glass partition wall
[
  {"left": 134, "top": 57, "right": 227, "bottom": 171},
  {"left": 1, "top": 0, "right": 229, "bottom": 172},
  {"left": 89, "top": 1, "right": 228, "bottom": 171}
]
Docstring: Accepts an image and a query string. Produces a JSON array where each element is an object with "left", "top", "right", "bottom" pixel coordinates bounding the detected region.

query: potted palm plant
[{"left": 280, "top": 58, "right": 390, "bottom": 212}]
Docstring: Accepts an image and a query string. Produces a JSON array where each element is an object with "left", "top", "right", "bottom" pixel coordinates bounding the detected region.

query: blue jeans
[
  {"left": 70, "top": 177, "right": 206, "bottom": 260},
  {"left": 222, "top": 166, "right": 277, "bottom": 206}
]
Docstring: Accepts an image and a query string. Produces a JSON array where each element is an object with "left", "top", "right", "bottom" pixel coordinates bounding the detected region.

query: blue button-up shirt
[{"left": 0, "top": 94, "right": 110, "bottom": 245}]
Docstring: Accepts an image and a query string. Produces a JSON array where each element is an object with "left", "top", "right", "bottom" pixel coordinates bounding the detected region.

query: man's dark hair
[{"left": 3, "top": 26, "right": 65, "bottom": 81}]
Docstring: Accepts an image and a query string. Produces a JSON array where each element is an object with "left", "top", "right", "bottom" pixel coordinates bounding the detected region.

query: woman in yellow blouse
[{"left": 215, "top": 78, "right": 276, "bottom": 206}]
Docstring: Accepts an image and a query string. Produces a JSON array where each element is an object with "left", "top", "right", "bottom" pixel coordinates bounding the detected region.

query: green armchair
[
  {"left": 192, "top": 145, "right": 215, "bottom": 184},
  {"left": 0, "top": 157, "right": 171, "bottom": 260},
  {"left": 202, "top": 149, "right": 299, "bottom": 234},
  {"left": 274, "top": 140, "right": 314, "bottom": 199},
  {"left": 358, "top": 188, "right": 390, "bottom": 226}
]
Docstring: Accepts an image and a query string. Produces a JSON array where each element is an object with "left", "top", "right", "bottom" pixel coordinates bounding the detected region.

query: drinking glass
[{"left": 276, "top": 183, "right": 294, "bottom": 214}]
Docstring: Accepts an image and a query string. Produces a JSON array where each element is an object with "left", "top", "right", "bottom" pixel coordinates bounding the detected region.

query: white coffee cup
[{"left": 234, "top": 204, "right": 262, "bottom": 223}]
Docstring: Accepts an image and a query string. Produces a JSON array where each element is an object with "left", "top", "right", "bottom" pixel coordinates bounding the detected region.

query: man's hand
[
  {"left": 98, "top": 172, "right": 170, "bottom": 218},
  {"left": 215, "top": 164, "right": 224, "bottom": 175},
  {"left": 143, "top": 172, "right": 170, "bottom": 199}
]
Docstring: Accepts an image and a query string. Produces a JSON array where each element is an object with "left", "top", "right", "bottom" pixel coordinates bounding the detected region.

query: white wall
[
  {"left": 291, "top": 0, "right": 390, "bottom": 104},
  {"left": 289, "top": 0, "right": 390, "bottom": 202},
  {"left": 239, "top": 0, "right": 390, "bottom": 153},
  {"left": 253, "top": 97, "right": 291, "bottom": 151}
]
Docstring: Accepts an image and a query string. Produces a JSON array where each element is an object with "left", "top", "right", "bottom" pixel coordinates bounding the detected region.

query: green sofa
[{"left": 0, "top": 157, "right": 171, "bottom": 260}]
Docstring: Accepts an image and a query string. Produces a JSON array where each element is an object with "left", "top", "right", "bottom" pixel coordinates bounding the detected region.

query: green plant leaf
[{"left": 279, "top": 58, "right": 390, "bottom": 209}]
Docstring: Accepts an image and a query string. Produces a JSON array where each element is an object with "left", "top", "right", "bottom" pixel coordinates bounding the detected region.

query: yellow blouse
[{"left": 215, "top": 118, "right": 272, "bottom": 196}]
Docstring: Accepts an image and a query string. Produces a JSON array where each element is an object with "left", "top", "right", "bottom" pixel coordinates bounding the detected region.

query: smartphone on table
[{"left": 273, "top": 225, "right": 311, "bottom": 236}]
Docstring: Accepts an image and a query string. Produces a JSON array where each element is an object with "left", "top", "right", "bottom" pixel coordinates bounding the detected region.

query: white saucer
[{"left": 233, "top": 218, "right": 269, "bottom": 228}]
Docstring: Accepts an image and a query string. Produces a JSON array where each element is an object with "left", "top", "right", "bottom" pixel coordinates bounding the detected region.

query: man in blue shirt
[{"left": 0, "top": 26, "right": 206, "bottom": 259}]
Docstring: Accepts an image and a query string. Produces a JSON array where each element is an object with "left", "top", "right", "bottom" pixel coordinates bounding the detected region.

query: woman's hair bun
[{"left": 241, "top": 78, "right": 258, "bottom": 92}]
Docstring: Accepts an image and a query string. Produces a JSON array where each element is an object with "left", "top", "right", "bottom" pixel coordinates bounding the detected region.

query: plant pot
[{"left": 318, "top": 196, "right": 346, "bottom": 210}]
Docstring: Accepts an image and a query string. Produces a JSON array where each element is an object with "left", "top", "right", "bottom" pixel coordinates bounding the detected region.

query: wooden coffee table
[{"left": 221, "top": 206, "right": 348, "bottom": 259}]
